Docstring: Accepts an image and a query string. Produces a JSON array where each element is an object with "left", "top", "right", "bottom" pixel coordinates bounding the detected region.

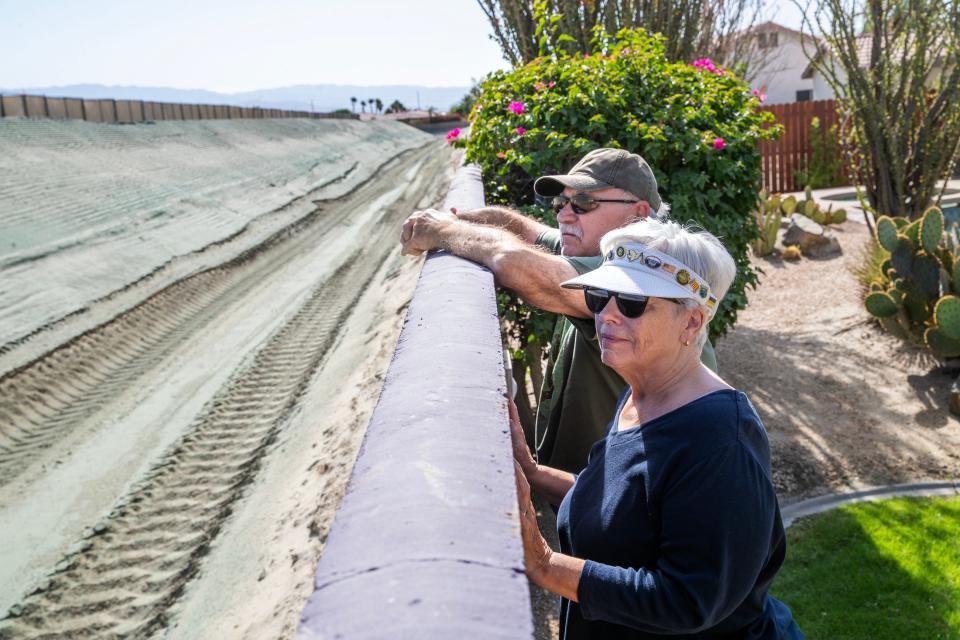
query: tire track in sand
[
  {"left": 0, "top": 144, "right": 437, "bottom": 488},
  {"left": 0, "top": 169, "right": 421, "bottom": 638}
]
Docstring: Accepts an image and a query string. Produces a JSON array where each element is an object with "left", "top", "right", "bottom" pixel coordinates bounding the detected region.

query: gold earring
[{"left": 683, "top": 340, "right": 691, "bottom": 346}]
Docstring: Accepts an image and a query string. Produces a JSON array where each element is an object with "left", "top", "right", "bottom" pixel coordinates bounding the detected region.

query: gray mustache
[{"left": 559, "top": 224, "right": 582, "bottom": 239}]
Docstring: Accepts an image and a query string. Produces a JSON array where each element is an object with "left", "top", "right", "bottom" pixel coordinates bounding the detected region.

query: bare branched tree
[
  {"left": 476, "top": 0, "right": 771, "bottom": 78},
  {"left": 797, "top": 0, "right": 960, "bottom": 221}
]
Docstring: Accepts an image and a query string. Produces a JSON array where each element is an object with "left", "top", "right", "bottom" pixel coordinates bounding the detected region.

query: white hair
[
  {"left": 655, "top": 200, "right": 671, "bottom": 220},
  {"left": 598, "top": 218, "right": 737, "bottom": 351}
]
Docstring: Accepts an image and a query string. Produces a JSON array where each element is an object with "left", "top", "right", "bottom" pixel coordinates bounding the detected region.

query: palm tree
[
  {"left": 387, "top": 99, "right": 406, "bottom": 114},
  {"left": 360, "top": 100, "right": 367, "bottom": 113},
  {"left": 375, "top": 98, "right": 383, "bottom": 114},
  {"left": 350, "top": 96, "right": 357, "bottom": 112}
]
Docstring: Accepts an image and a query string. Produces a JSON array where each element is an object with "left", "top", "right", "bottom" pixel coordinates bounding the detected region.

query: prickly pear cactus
[
  {"left": 934, "top": 295, "right": 960, "bottom": 339},
  {"left": 796, "top": 190, "right": 847, "bottom": 226},
  {"left": 866, "top": 206, "right": 960, "bottom": 357},
  {"left": 751, "top": 191, "right": 797, "bottom": 257},
  {"left": 876, "top": 216, "right": 899, "bottom": 251},
  {"left": 919, "top": 207, "right": 944, "bottom": 254}
]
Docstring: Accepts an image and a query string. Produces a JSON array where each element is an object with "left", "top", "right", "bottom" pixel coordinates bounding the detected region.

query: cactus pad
[
  {"left": 865, "top": 292, "right": 899, "bottom": 317},
  {"left": 879, "top": 315, "right": 910, "bottom": 340},
  {"left": 890, "top": 236, "right": 914, "bottom": 275},
  {"left": 781, "top": 196, "right": 797, "bottom": 216},
  {"left": 924, "top": 327, "right": 960, "bottom": 357},
  {"left": 903, "top": 288, "right": 931, "bottom": 322},
  {"left": 912, "top": 253, "right": 942, "bottom": 297},
  {"left": 934, "top": 295, "right": 960, "bottom": 339},
  {"left": 904, "top": 219, "right": 921, "bottom": 246},
  {"left": 939, "top": 249, "right": 954, "bottom": 275},
  {"left": 919, "top": 207, "right": 944, "bottom": 254},
  {"left": 832, "top": 208, "right": 847, "bottom": 224},
  {"left": 876, "top": 216, "right": 899, "bottom": 251}
]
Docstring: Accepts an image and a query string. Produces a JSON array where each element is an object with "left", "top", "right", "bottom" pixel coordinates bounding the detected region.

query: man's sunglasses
[
  {"left": 584, "top": 287, "right": 680, "bottom": 318},
  {"left": 551, "top": 193, "right": 639, "bottom": 215}
]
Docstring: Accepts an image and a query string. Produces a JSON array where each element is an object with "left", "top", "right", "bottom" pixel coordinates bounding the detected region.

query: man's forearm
[
  {"left": 436, "top": 220, "right": 520, "bottom": 269},
  {"left": 454, "top": 206, "right": 547, "bottom": 244},
  {"left": 426, "top": 219, "right": 591, "bottom": 318}
]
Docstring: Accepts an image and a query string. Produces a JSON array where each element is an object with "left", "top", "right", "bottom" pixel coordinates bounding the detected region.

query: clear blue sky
[
  {"left": 0, "top": 0, "right": 803, "bottom": 93},
  {"left": 0, "top": 0, "right": 510, "bottom": 91}
]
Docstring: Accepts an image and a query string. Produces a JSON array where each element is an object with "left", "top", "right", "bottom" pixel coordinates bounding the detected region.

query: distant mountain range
[{"left": 0, "top": 84, "right": 471, "bottom": 114}]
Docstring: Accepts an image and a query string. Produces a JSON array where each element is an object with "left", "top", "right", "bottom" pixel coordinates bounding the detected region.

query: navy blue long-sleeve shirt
[{"left": 556, "top": 389, "right": 803, "bottom": 639}]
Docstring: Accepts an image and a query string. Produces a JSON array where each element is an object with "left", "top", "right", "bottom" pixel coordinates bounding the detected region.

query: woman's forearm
[
  {"left": 531, "top": 550, "right": 586, "bottom": 602},
  {"left": 530, "top": 464, "right": 576, "bottom": 506}
]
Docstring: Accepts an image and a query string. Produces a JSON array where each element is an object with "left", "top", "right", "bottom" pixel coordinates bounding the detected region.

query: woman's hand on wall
[
  {"left": 513, "top": 460, "right": 553, "bottom": 582},
  {"left": 508, "top": 398, "right": 537, "bottom": 478}
]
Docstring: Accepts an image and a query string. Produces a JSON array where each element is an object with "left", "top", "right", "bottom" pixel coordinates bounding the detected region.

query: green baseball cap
[{"left": 533, "top": 148, "right": 662, "bottom": 210}]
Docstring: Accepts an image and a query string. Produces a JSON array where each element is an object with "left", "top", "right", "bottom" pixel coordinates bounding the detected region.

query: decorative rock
[{"left": 782, "top": 214, "right": 842, "bottom": 258}]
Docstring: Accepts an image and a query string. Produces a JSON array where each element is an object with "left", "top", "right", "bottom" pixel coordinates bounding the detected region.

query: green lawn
[{"left": 771, "top": 495, "right": 960, "bottom": 640}]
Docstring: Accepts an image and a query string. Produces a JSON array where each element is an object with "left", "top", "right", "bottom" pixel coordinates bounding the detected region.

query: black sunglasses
[
  {"left": 551, "top": 193, "right": 639, "bottom": 215},
  {"left": 584, "top": 288, "right": 681, "bottom": 318}
]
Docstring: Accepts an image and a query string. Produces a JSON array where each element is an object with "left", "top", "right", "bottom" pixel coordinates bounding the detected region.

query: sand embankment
[
  {"left": 0, "top": 117, "right": 431, "bottom": 373},
  {"left": 0, "top": 118, "right": 454, "bottom": 638}
]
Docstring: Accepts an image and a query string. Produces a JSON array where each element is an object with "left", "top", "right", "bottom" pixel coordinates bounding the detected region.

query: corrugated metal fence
[
  {"left": 758, "top": 99, "right": 844, "bottom": 193},
  {"left": 0, "top": 94, "right": 358, "bottom": 123}
]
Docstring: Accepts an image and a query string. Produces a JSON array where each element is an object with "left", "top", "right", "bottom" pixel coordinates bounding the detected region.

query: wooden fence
[
  {"left": 758, "top": 99, "right": 844, "bottom": 193},
  {"left": 0, "top": 94, "right": 358, "bottom": 123}
]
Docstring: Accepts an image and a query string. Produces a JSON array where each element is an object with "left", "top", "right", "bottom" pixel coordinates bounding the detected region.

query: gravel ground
[{"left": 717, "top": 220, "right": 960, "bottom": 502}]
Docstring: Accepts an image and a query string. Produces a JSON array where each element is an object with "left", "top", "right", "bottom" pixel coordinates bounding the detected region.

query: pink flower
[
  {"left": 446, "top": 128, "right": 461, "bottom": 145},
  {"left": 692, "top": 57, "right": 725, "bottom": 76},
  {"left": 508, "top": 101, "right": 525, "bottom": 115},
  {"left": 751, "top": 89, "right": 767, "bottom": 103},
  {"left": 712, "top": 137, "right": 726, "bottom": 150},
  {"left": 497, "top": 151, "right": 506, "bottom": 159},
  {"left": 534, "top": 82, "right": 545, "bottom": 91},
  {"left": 759, "top": 93, "right": 767, "bottom": 103},
  {"left": 548, "top": 81, "right": 556, "bottom": 88},
  {"left": 516, "top": 126, "right": 526, "bottom": 136}
]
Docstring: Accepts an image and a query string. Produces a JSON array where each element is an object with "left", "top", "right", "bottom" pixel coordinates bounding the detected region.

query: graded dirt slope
[
  {"left": 0, "top": 117, "right": 431, "bottom": 368},
  {"left": 0, "top": 120, "right": 454, "bottom": 638}
]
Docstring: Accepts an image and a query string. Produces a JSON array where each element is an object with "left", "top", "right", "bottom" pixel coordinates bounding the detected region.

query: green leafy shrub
[
  {"left": 794, "top": 117, "right": 845, "bottom": 189},
  {"left": 460, "top": 27, "right": 779, "bottom": 342},
  {"left": 865, "top": 207, "right": 960, "bottom": 357}
]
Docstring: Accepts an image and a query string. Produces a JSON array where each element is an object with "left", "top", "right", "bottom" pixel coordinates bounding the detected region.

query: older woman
[{"left": 511, "top": 218, "right": 803, "bottom": 639}]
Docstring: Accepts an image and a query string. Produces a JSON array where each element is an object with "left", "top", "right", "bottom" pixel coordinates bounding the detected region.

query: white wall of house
[
  {"left": 750, "top": 28, "right": 816, "bottom": 104},
  {"left": 812, "top": 72, "right": 837, "bottom": 100}
]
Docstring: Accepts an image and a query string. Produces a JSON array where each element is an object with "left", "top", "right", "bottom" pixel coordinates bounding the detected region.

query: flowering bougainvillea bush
[{"left": 461, "top": 27, "right": 779, "bottom": 341}]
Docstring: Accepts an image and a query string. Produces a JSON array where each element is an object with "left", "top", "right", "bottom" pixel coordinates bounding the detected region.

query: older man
[{"left": 400, "top": 148, "right": 716, "bottom": 474}]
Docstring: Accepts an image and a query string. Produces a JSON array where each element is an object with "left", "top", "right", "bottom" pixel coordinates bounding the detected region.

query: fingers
[
  {"left": 399, "top": 215, "right": 427, "bottom": 256},
  {"left": 508, "top": 398, "right": 537, "bottom": 476},
  {"left": 400, "top": 216, "right": 416, "bottom": 245},
  {"left": 514, "top": 460, "right": 531, "bottom": 502},
  {"left": 508, "top": 397, "right": 521, "bottom": 423}
]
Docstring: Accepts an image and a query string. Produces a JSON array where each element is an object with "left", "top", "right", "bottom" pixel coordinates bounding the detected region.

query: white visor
[{"left": 561, "top": 242, "right": 719, "bottom": 315}]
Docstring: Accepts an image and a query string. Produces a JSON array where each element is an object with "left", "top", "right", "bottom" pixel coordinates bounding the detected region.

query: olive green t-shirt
[{"left": 530, "top": 228, "right": 718, "bottom": 474}]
